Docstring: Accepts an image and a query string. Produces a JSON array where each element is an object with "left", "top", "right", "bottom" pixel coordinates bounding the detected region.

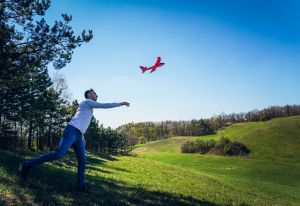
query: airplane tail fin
[{"left": 140, "top": 66, "right": 147, "bottom": 73}]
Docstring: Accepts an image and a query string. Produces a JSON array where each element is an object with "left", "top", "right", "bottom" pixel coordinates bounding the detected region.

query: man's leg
[
  {"left": 19, "top": 125, "right": 77, "bottom": 179},
  {"left": 73, "top": 136, "right": 86, "bottom": 190}
]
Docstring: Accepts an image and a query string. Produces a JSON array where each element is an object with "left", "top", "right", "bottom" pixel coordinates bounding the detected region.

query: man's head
[{"left": 84, "top": 89, "right": 98, "bottom": 101}]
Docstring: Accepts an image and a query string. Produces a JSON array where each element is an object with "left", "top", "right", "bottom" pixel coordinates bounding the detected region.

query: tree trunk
[
  {"left": 48, "top": 113, "right": 52, "bottom": 149},
  {"left": 28, "top": 120, "right": 33, "bottom": 149},
  {"left": 14, "top": 120, "right": 18, "bottom": 148}
]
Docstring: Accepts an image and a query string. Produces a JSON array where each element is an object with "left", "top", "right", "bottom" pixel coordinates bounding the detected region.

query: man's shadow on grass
[{"left": 0, "top": 149, "right": 222, "bottom": 206}]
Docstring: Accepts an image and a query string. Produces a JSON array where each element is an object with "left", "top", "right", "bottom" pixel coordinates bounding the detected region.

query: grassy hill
[
  {"left": 133, "top": 116, "right": 300, "bottom": 205},
  {"left": 1, "top": 116, "right": 300, "bottom": 205},
  {"left": 134, "top": 115, "right": 300, "bottom": 161}
]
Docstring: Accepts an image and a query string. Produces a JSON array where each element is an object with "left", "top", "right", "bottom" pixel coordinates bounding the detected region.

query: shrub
[
  {"left": 210, "top": 136, "right": 231, "bottom": 155},
  {"left": 181, "top": 136, "right": 250, "bottom": 156},
  {"left": 181, "top": 140, "right": 197, "bottom": 153},
  {"left": 196, "top": 139, "right": 216, "bottom": 154},
  {"left": 211, "top": 136, "right": 250, "bottom": 156},
  {"left": 224, "top": 141, "right": 250, "bottom": 156},
  {"left": 181, "top": 139, "right": 216, "bottom": 154}
]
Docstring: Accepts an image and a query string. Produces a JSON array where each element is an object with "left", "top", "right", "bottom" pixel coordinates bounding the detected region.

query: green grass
[
  {"left": 0, "top": 150, "right": 225, "bottom": 206},
  {"left": 133, "top": 116, "right": 300, "bottom": 205},
  {"left": 1, "top": 116, "right": 300, "bottom": 205}
]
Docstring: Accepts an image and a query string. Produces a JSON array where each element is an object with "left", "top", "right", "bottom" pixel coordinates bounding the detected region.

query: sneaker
[{"left": 18, "top": 163, "right": 31, "bottom": 180}]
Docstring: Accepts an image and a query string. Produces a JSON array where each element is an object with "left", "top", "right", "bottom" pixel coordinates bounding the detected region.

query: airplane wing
[
  {"left": 150, "top": 68, "right": 156, "bottom": 73},
  {"left": 154, "top": 56, "right": 161, "bottom": 66}
]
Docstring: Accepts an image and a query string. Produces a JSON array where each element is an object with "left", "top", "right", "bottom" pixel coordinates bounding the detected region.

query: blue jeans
[{"left": 26, "top": 124, "right": 86, "bottom": 188}]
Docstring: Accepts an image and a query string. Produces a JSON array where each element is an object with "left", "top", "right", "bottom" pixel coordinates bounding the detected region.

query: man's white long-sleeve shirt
[{"left": 68, "top": 99, "right": 121, "bottom": 134}]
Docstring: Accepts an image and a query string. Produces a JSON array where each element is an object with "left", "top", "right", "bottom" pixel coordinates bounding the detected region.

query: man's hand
[
  {"left": 83, "top": 138, "right": 86, "bottom": 146},
  {"left": 120, "top": 102, "right": 130, "bottom": 107}
]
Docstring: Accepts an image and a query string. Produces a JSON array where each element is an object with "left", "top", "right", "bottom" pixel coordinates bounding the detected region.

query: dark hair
[{"left": 84, "top": 89, "right": 94, "bottom": 99}]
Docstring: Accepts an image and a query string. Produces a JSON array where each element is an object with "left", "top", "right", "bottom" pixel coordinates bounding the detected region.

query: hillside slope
[
  {"left": 134, "top": 115, "right": 300, "bottom": 161},
  {"left": 133, "top": 116, "right": 300, "bottom": 205},
  {"left": 0, "top": 116, "right": 299, "bottom": 205}
]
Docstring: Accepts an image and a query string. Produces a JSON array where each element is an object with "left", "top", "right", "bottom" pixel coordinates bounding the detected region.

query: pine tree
[{"left": 0, "top": 0, "right": 93, "bottom": 149}]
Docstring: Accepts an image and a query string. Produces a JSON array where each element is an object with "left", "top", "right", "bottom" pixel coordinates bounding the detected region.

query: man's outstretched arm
[{"left": 85, "top": 99, "right": 130, "bottom": 108}]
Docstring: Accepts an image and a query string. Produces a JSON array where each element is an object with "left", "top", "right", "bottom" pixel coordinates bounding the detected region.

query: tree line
[{"left": 117, "top": 104, "right": 300, "bottom": 145}]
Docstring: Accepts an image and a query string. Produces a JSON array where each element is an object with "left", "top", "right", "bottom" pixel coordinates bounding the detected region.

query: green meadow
[{"left": 1, "top": 116, "right": 300, "bottom": 205}]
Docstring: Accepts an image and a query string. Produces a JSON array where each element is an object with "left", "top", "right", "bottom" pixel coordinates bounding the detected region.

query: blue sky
[{"left": 46, "top": 0, "right": 300, "bottom": 128}]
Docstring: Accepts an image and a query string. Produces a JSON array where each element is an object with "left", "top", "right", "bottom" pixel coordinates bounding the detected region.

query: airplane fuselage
[{"left": 149, "top": 63, "right": 165, "bottom": 73}]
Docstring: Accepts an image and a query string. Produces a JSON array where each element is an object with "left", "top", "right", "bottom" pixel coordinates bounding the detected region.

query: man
[{"left": 19, "top": 89, "right": 130, "bottom": 192}]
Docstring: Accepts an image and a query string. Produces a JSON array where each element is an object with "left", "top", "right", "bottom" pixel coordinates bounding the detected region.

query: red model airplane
[{"left": 140, "top": 56, "right": 165, "bottom": 73}]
